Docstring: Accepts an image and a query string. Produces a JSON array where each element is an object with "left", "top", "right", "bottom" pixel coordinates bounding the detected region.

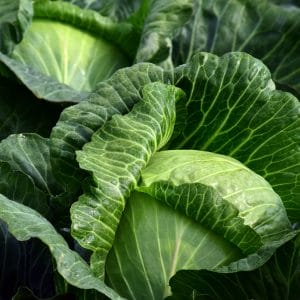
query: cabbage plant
[
  {"left": 0, "top": 0, "right": 299, "bottom": 300},
  {"left": 0, "top": 0, "right": 192, "bottom": 102}
]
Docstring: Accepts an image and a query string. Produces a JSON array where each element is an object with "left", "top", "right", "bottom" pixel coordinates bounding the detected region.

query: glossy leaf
[
  {"left": 62, "top": 0, "right": 141, "bottom": 21},
  {"left": 172, "top": 0, "right": 300, "bottom": 96},
  {"left": 134, "top": 0, "right": 193, "bottom": 64},
  {"left": 73, "top": 82, "right": 183, "bottom": 278},
  {"left": 50, "top": 63, "right": 168, "bottom": 193},
  {"left": 170, "top": 52, "right": 300, "bottom": 222},
  {"left": 0, "top": 195, "right": 124, "bottom": 300},
  {"left": 0, "top": 134, "right": 62, "bottom": 196}
]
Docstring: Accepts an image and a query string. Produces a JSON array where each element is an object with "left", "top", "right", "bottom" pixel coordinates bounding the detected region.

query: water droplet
[
  {"left": 84, "top": 235, "right": 95, "bottom": 244},
  {"left": 90, "top": 209, "right": 98, "bottom": 217},
  {"left": 111, "top": 180, "right": 118, "bottom": 185},
  {"left": 72, "top": 272, "right": 80, "bottom": 279},
  {"left": 73, "top": 223, "right": 80, "bottom": 231},
  {"left": 60, "top": 227, "right": 70, "bottom": 233},
  {"left": 266, "top": 79, "right": 275, "bottom": 90}
]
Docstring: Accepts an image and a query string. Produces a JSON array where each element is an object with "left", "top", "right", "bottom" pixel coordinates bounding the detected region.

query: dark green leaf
[
  {"left": 0, "top": 134, "right": 72, "bottom": 223},
  {"left": 0, "top": 76, "right": 62, "bottom": 140},
  {"left": 0, "top": 134, "right": 62, "bottom": 196},
  {"left": 0, "top": 222, "right": 55, "bottom": 300},
  {"left": 0, "top": 0, "right": 33, "bottom": 54},
  {"left": 173, "top": 0, "right": 300, "bottom": 96},
  {"left": 0, "top": 195, "right": 124, "bottom": 300},
  {"left": 170, "top": 52, "right": 300, "bottom": 222},
  {"left": 0, "top": 161, "right": 50, "bottom": 216},
  {"left": 12, "top": 287, "right": 76, "bottom": 300},
  {"left": 135, "top": 0, "right": 193, "bottom": 64},
  {"left": 268, "top": 0, "right": 300, "bottom": 7},
  {"left": 61, "top": 0, "right": 141, "bottom": 21}
]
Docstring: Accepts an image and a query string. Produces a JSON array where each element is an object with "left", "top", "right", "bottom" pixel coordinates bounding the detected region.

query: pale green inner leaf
[
  {"left": 106, "top": 191, "right": 242, "bottom": 300},
  {"left": 11, "top": 19, "right": 130, "bottom": 92},
  {"left": 137, "top": 180, "right": 263, "bottom": 255},
  {"left": 140, "top": 150, "right": 291, "bottom": 243}
]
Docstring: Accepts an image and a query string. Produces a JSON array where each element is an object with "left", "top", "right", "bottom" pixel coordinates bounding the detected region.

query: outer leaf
[
  {"left": 98, "top": 0, "right": 141, "bottom": 21},
  {"left": 106, "top": 191, "right": 243, "bottom": 299},
  {"left": 62, "top": 0, "right": 141, "bottom": 21},
  {"left": 0, "top": 222, "right": 55, "bottom": 300},
  {"left": 0, "top": 195, "right": 124, "bottom": 300},
  {"left": 12, "top": 287, "right": 76, "bottom": 300},
  {"left": 0, "top": 221, "right": 24, "bottom": 299},
  {"left": 170, "top": 52, "right": 300, "bottom": 222},
  {"left": 269, "top": 0, "right": 300, "bottom": 6},
  {"left": 50, "top": 63, "right": 168, "bottom": 193},
  {"left": 173, "top": 0, "right": 300, "bottom": 96},
  {"left": 0, "top": 0, "right": 33, "bottom": 54},
  {"left": 73, "top": 82, "right": 183, "bottom": 278},
  {"left": 0, "top": 134, "right": 62, "bottom": 196},
  {"left": 12, "top": 288, "right": 40, "bottom": 300},
  {"left": 58, "top": 0, "right": 104, "bottom": 11},
  {"left": 0, "top": 134, "right": 72, "bottom": 223},
  {"left": 135, "top": 0, "right": 193, "bottom": 64},
  {"left": 0, "top": 76, "right": 62, "bottom": 140},
  {"left": 169, "top": 233, "right": 300, "bottom": 300},
  {"left": 0, "top": 162, "right": 50, "bottom": 216}
]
